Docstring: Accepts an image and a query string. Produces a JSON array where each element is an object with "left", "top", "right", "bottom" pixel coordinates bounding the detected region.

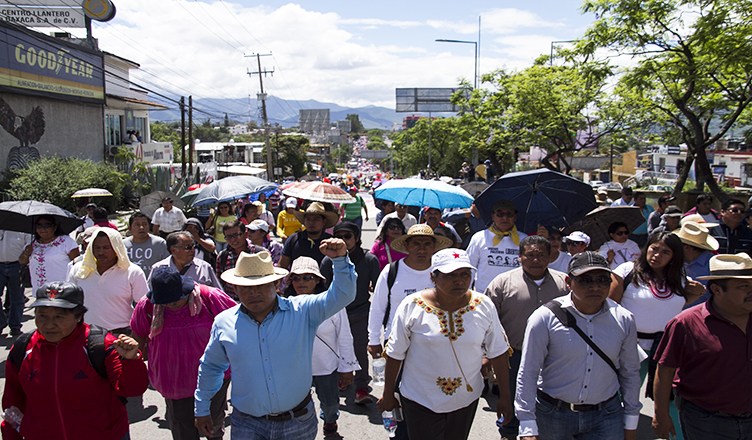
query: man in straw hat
[
  {"left": 467, "top": 200, "right": 529, "bottom": 290},
  {"left": 194, "top": 238, "right": 356, "bottom": 439},
  {"left": 676, "top": 221, "right": 719, "bottom": 290},
  {"left": 652, "top": 253, "right": 752, "bottom": 440},
  {"left": 278, "top": 202, "right": 339, "bottom": 270}
]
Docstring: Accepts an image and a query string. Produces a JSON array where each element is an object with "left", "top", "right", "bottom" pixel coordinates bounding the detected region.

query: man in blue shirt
[{"left": 194, "top": 239, "right": 356, "bottom": 439}]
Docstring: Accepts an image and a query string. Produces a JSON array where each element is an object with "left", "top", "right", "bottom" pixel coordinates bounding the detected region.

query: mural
[{"left": 0, "top": 97, "right": 45, "bottom": 170}]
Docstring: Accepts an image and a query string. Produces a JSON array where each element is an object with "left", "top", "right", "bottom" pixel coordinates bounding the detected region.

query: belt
[
  {"left": 637, "top": 331, "right": 662, "bottom": 340},
  {"left": 0, "top": 261, "right": 20, "bottom": 264},
  {"left": 260, "top": 393, "right": 311, "bottom": 421},
  {"left": 537, "top": 390, "right": 618, "bottom": 412}
]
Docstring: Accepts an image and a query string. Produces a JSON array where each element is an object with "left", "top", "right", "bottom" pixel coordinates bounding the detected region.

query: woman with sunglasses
[
  {"left": 204, "top": 202, "right": 237, "bottom": 253},
  {"left": 370, "top": 217, "right": 407, "bottom": 270},
  {"left": 19, "top": 215, "right": 80, "bottom": 294},
  {"left": 610, "top": 231, "right": 705, "bottom": 440},
  {"left": 285, "top": 257, "right": 359, "bottom": 438},
  {"left": 598, "top": 221, "right": 641, "bottom": 270}
]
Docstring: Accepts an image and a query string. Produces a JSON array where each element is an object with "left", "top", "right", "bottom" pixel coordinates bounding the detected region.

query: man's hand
[
  {"left": 376, "top": 394, "right": 399, "bottom": 412},
  {"left": 320, "top": 238, "right": 348, "bottom": 258},
  {"left": 113, "top": 334, "right": 140, "bottom": 359},
  {"left": 624, "top": 429, "right": 638, "bottom": 440},
  {"left": 496, "top": 399, "right": 514, "bottom": 427},
  {"left": 368, "top": 344, "right": 383, "bottom": 358},
  {"left": 652, "top": 414, "right": 675, "bottom": 439},
  {"left": 194, "top": 415, "right": 213, "bottom": 437},
  {"left": 520, "top": 437, "right": 538, "bottom": 440},
  {"left": 607, "top": 249, "right": 615, "bottom": 263},
  {"left": 338, "top": 372, "right": 354, "bottom": 389}
]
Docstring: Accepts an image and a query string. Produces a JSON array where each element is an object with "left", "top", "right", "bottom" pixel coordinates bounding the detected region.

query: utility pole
[
  {"left": 188, "top": 95, "right": 193, "bottom": 179},
  {"left": 246, "top": 53, "right": 275, "bottom": 181},
  {"left": 180, "top": 96, "right": 186, "bottom": 178}
]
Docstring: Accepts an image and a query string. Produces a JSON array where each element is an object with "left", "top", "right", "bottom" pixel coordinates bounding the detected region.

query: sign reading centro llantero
[
  {"left": 0, "top": 6, "right": 85, "bottom": 28},
  {"left": 0, "top": 24, "right": 104, "bottom": 102}
]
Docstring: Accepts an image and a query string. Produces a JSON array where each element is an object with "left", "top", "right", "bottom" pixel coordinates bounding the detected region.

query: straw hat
[
  {"left": 680, "top": 213, "right": 719, "bottom": 229},
  {"left": 292, "top": 202, "right": 339, "bottom": 229},
  {"left": 220, "top": 251, "right": 288, "bottom": 286},
  {"left": 697, "top": 253, "right": 752, "bottom": 280},
  {"left": 675, "top": 221, "right": 719, "bottom": 252},
  {"left": 390, "top": 224, "right": 453, "bottom": 254}
]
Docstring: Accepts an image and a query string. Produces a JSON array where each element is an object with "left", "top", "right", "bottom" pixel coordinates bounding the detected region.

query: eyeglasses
[
  {"left": 726, "top": 208, "right": 744, "bottom": 214},
  {"left": 35, "top": 223, "right": 55, "bottom": 229},
  {"left": 493, "top": 210, "right": 515, "bottom": 218},
  {"left": 224, "top": 232, "right": 244, "bottom": 240},
  {"left": 387, "top": 224, "right": 403, "bottom": 231},
  {"left": 173, "top": 243, "right": 195, "bottom": 251},
  {"left": 568, "top": 241, "right": 586, "bottom": 247},
  {"left": 574, "top": 275, "right": 612, "bottom": 287},
  {"left": 335, "top": 233, "right": 354, "bottom": 240},
  {"left": 289, "top": 274, "right": 317, "bottom": 282},
  {"left": 613, "top": 230, "right": 629, "bottom": 236}
]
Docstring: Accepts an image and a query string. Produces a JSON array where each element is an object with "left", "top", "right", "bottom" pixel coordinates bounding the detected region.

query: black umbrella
[
  {"left": 140, "top": 191, "right": 184, "bottom": 219},
  {"left": 0, "top": 200, "right": 83, "bottom": 235},
  {"left": 563, "top": 206, "right": 646, "bottom": 249},
  {"left": 475, "top": 169, "right": 598, "bottom": 234}
]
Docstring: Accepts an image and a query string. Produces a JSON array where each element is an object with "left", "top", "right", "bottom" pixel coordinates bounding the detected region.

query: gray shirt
[
  {"left": 148, "top": 256, "right": 222, "bottom": 289},
  {"left": 124, "top": 235, "right": 169, "bottom": 276},
  {"left": 516, "top": 294, "right": 642, "bottom": 437}
]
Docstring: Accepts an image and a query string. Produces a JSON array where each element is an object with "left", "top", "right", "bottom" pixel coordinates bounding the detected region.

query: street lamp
[{"left": 435, "top": 38, "right": 478, "bottom": 89}]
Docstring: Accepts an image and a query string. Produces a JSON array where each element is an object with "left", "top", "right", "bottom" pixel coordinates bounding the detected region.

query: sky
[{"left": 28, "top": 1, "right": 597, "bottom": 113}]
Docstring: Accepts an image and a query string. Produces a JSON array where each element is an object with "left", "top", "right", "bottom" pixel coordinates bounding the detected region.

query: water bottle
[
  {"left": 372, "top": 357, "right": 386, "bottom": 385},
  {"left": 2, "top": 406, "right": 22, "bottom": 432},
  {"left": 496, "top": 415, "right": 505, "bottom": 429},
  {"left": 381, "top": 410, "right": 398, "bottom": 437}
]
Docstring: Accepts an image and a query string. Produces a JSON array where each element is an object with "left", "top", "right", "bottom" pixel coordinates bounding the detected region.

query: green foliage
[
  {"left": 392, "top": 118, "right": 465, "bottom": 177},
  {"left": 271, "top": 135, "right": 309, "bottom": 178},
  {"left": 346, "top": 114, "right": 365, "bottom": 133},
  {"left": 7, "top": 157, "right": 128, "bottom": 211}
]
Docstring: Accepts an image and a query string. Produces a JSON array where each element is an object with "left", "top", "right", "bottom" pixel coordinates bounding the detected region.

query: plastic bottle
[
  {"left": 2, "top": 406, "right": 23, "bottom": 432},
  {"left": 381, "top": 410, "right": 398, "bottom": 437},
  {"left": 372, "top": 357, "right": 386, "bottom": 385}
]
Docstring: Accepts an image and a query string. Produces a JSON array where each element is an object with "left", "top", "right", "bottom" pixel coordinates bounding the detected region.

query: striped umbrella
[{"left": 282, "top": 181, "right": 355, "bottom": 204}]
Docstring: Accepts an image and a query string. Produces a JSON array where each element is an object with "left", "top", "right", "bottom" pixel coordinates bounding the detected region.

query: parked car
[
  {"left": 646, "top": 184, "right": 674, "bottom": 192},
  {"left": 589, "top": 180, "right": 605, "bottom": 187}
]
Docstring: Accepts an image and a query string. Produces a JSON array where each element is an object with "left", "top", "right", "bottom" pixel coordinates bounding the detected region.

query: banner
[{"left": 0, "top": 23, "right": 104, "bottom": 102}]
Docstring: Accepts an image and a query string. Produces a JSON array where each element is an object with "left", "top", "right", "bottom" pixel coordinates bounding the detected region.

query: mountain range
[{"left": 148, "top": 96, "right": 406, "bottom": 130}]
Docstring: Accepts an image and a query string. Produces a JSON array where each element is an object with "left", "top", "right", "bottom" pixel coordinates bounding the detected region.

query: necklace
[{"left": 648, "top": 279, "right": 673, "bottom": 300}]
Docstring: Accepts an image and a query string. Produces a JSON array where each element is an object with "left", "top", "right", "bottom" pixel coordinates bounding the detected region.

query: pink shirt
[
  {"left": 130, "top": 285, "right": 236, "bottom": 399},
  {"left": 370, "top": 239, "right": 407, "bottom": 270}
]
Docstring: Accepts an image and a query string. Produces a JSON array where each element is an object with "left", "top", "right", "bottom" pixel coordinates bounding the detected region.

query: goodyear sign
[{"left": 0, "top": 24, "right": 104, "bottom": 102}]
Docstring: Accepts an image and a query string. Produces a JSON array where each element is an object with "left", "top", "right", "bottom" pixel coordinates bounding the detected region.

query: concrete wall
[{"left": 0, "top": 92, "right": 104, "bottom": 173}]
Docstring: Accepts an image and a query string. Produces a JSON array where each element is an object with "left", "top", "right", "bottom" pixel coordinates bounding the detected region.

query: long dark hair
[
  {"left": 378, "top": 217, "right": 406, "bottom": 242},
  {"left": 33, "top": 215, "right": 64, "bottom": 240},
  {"left": 632, "top": 231, "right": 686, "bottom": 296}
]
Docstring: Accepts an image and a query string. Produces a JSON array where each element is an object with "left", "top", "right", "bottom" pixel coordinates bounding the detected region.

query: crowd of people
[{"left": 0, "top": 184, "right": 750, "bottom": 440}]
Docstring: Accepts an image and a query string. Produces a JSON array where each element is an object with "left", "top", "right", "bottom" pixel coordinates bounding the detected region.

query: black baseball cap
[
  {"left": 30, "top": 282, "right": 84, "bottom": 309},
  {"left": 568, "top": 251, "right": 612, "bottom": 276}
]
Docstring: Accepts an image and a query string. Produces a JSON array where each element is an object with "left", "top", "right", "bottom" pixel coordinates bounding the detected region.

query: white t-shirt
[
  {"left": 312, "top": 308, "right": 360, "bottom": 376},
  {"left": 614, "top": 262, "right": 686, "bottom": 351},
  {"left": 548, "top": 251, "right": 571, "bottom": 274},
  {"left": 368, "top": 260, "right": 432, "bottom": 345},
  {"left": 466, "top": 229, "right": 528, "bottom": 290},
  {"left": 151, "top": 207, "right": 188, "bottom": 233},
  {"left": 387, "top": 292, "right": 510, "bottom": 413},
  {"left": 598, "top": 239, "right": 641, "bottom": 270},
  {"left": 68, "top": 261, "right": 149, "bottom": 330},
  {"left": 29, "top": 235, "right": 78, "bottom": 293}
]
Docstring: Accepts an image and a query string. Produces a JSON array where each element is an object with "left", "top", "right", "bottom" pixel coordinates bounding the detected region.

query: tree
[
  {"left": 345, "top": 114, "right": 365, "bottom": 133},
  {"left": 271, "top": 135, "right": 309, "bottom": 178},
  {"left": 391, "top": 117, "right": 464, "bottom": 177},
  {"left": 581, "top": 0, "right": 752, "bottom": 199}
]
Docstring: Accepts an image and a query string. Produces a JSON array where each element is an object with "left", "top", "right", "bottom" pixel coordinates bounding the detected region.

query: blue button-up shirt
[
  {"left": 194, "top": 255, "right": 356, "bottom": 417},
  {"left": 684, "top": 250, "right": 712, "bottom": 286}
]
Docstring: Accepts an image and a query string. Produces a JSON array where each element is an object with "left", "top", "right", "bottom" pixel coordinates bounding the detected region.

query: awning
[{"left": 217, "top": 165, "right": 267, "bottom": 176}]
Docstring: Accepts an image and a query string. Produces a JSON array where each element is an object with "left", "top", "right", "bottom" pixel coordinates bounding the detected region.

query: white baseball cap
[
  {"left": 564, "top": 231, "right": 591, "bottom": 246},
  {"left": 285, "top": 197, "right": 298, "bottom": 208},
  {"left": 431, "top": 248, "right": 476, "bottom": 275}
]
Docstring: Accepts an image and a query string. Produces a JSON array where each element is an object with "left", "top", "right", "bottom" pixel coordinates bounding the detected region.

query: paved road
[{"left": 0, "top": 191, "right": 660, "bottom": 439}]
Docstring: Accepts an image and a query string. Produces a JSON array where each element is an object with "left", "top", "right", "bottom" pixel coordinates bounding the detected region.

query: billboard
[
  {"left": 0, "top": 6, "right": 85, "bottom": 28},
  {"left": 0, "top": 23, "right": 104, "bottom": 102},
  {"left": 299, "top": 109, "right": 330, "bottom": 134},
  {"left": 395, "top": 88, "right": 465, "bottom": 113}
]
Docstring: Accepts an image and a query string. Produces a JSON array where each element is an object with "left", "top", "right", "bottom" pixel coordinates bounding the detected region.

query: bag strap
[
  {"left": 543, "top": 301, "right": 619, "bottom": 375},
  {"left": 8, "top": 331, "right": 34, "bottom": 369},
  {"left": 87, "top": 325, "right": 114, "bottom": 380},
  {"left": 382, "top": 260, "right": 400, "bottom": 328}
]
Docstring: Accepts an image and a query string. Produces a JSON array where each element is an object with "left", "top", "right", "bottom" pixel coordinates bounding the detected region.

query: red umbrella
[{"left": 282, "top": 181, "right": 355, "bottom": 204}]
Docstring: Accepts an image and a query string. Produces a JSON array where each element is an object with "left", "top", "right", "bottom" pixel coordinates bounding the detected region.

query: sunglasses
[
  {"left": 35, "top": 223, "right": 55, "bottom": 229},
  {"left": 335, "top": 233, "right": 354, "bottom": 240},
  {"left": 387, "top": 224, "right": 403, "bottom": 231},
  {"left": 493, "top": 211, "right": 515, "bottom": 218},
  {"left": 575, "top": 275, "right": 612, "bottom": 287},
  {"left": 173, "top": 243, "right": 195, "bottom": 251},
  {"left": 726, "top": 208, "right": 744, "bottom": 214},
  {"left": 289, "top": 274, "right": 317, "bottom": 282},
  {"left": 613, "top": 231, "right": 629, "bottom": 236},
  {"left": 224, "top": 232, "right": 244, "bottom": 240}
]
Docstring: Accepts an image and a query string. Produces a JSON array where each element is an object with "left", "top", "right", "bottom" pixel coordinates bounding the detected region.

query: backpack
[
  {"left": 381, "top": 260, "right": 400, "bottom": 328},
  {"left": 9, "top": 325, "right": 111, "bottom": 379}
]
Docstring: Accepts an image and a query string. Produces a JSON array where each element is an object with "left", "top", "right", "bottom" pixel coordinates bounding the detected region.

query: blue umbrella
[
  {"left": 191, "top": 176, "right": 277, "bottom": 207},
  {"left": 475, "top": 169, "right": 597, "bottom": 234},
  {"left": 374, "top": 178, "right": 474, "bottom": 210}
]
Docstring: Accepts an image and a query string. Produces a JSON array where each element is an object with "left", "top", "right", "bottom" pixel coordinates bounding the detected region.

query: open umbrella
[
  {"left": 563, "top": 206, "right": 646, "bottom": 249},
  {"left": 0, "top": 200, "right": 83, "bottom": 234},
  {"left": 191, "top": 176, "right": 277, "bottom": 207},
  {"left": 179, "top": 187, "right": 204, "bottom": 208},
  {"left": 461, "top": 181, "right": 489, "bottom": 198},
  {"left": 475, "top": 169, "right": 597, "bottom": 234},
  {"left": 71, "top": 188, "right": 113, "bottom": 198},
  {"left": 374, "top": 178, "right": 474, "bottom": 210},
  {"left": 282, "top": 181, "right": 355, "bottom": 204},
  {"left": 140, "top": 191, "right": 184, "bottom": 219}
]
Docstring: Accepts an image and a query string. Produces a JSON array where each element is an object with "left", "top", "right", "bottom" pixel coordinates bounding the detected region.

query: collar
[
  {"left": 522, "top": 269, "right": 551, "bottom": 284},
  {"left": 560, "top": 293, "right": 610, "bottom": 317}
]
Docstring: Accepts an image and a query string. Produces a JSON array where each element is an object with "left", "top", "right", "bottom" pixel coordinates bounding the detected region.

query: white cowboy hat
[
  {"left": 697, "top": 253, "right": 752, "bottom": 280},
  {"left": 680, "top": 213, "right": 719, "bottom": 229},
  {"left": 390, "top": 224, "right": 453, "bottom": 254},
  {"left": 220, "top": 251, "right": 288, "bottom": 286},
  {"left": 292, "top": 202, "right": 340, "bottom": 229},
  {"left": 674, "top": 221, "right": 719, "bottom": 252}
]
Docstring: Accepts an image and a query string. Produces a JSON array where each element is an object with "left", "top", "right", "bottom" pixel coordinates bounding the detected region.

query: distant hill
[{"left": 149, "top": 96, "right": 404, "bottom": 129}]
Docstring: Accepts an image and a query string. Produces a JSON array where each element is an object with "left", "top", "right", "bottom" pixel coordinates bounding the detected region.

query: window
[{"left": 105, "top": 114, "right": 121, "bottom": 146}]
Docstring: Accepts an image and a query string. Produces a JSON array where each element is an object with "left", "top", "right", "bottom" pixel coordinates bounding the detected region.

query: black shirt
[
  {"left": 281, "top": 230, "right": 332, "bottom": 264},
  {"left": 710, "top": 222, "right": 752, "bottom": 256}
]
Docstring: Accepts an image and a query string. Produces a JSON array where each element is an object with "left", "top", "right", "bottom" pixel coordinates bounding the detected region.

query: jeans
[
  {"left": 536, "top": 394, "right": 624, "bottom": 440},
  {"left": 498, "top": 349, "right": 522, "bottom": 438},
  {"left": 347, "top": 310, "right": 370, "bottom": 391},
  {"left": 230, "top": 401, "right": 317, "bottom": 440},
  {"left": 680, "top": 400, "right": 752, "bottom": 440},
  {"left": 0, "top": 262, "right": 24, "bottom": 332},
  {"left": 312, "top": 371, "right": 339, "bottom": 423}
]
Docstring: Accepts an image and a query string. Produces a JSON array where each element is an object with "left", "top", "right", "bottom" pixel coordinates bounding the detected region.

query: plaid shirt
[{"left": 216, "top": 240, "right": 266, "bottom": 298}]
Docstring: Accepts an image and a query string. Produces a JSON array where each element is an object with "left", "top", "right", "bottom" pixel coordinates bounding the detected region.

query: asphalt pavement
[{"left": 0, "top": 191, "right": 659, "bottom": 439}]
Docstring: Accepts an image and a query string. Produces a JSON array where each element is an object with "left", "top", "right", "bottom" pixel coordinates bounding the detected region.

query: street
[{"left": 0, "top": 191, "right": 659, "bottom": 439}]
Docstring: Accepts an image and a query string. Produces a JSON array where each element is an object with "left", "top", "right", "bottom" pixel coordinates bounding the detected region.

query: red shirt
[{"left": 654, "top": 301, "right": 752, "bottom": 415}]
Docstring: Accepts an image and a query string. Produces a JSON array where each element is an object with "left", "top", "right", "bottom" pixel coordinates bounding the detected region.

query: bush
[{"left": 7, "top": 157, "right": 128, "bottom": 212}]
